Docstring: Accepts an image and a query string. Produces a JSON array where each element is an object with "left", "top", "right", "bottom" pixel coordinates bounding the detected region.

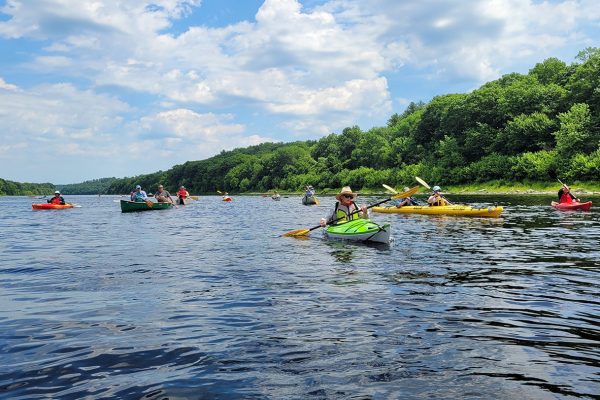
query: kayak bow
[{"left": 325, "top": 219, "right": 391, "bottom": 244}]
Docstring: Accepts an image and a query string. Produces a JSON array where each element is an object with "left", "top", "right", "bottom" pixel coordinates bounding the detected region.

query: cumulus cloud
[{"left": 133, "top": 108, "right": 273, "bottom": 160}]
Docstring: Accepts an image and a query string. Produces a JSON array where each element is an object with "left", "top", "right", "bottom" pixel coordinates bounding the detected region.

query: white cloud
[{"left": 0, "top": 77, "right": 19, "bottom": 91}]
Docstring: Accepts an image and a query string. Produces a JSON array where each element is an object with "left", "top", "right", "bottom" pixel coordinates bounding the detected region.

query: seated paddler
[
  {"left": 320, "top": 186, "right": 368, "bottom": 226},
  {"left": 427, "top": 185, "right": 450, "bottom": 206}
]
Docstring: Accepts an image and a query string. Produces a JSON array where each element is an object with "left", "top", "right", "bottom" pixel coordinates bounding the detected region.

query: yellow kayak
[{"left": 372, "top": 205, "right": 504, "bottom": 217}]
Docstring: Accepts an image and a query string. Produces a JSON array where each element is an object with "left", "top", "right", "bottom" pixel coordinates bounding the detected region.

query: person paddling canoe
[
  {"left": 176, "top": 186, "right": 190, "bottom": 205},
  {"left": 130, "top": 185, "right": 148, "bottom": 202},
  {"left": 320, "top": 186, "right": 368, "bottom": 226},
  {"left": 155, "top": 185, "right": 174, "bottom": 204},
  {"left": 47, "top": 190, "right": 66, "bottom": 205}
]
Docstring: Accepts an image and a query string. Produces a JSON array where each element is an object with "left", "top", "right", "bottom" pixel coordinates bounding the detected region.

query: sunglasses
[{"left": 342, "top": 194, "right": 354, "bottom": 199}]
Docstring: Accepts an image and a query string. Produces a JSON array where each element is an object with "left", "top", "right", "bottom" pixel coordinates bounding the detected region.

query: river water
[{"left": 0, "top": 194, "right": 598, "bottom": 399}]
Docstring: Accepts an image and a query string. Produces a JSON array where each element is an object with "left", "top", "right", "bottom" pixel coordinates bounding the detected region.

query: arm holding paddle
[
  {"left": 557, "top": 179, "right": 580, "bottom": 203},
  {"left": 415, "top": 177, "right": 452, "bottom": 206},
  {"left": 284, "top": 185, "right": 420, "bottom": 237}
]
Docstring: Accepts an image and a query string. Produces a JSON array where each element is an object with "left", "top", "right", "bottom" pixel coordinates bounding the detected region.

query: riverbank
[{"left": 259, "top": 181, "right": 600, "bottom": 197}]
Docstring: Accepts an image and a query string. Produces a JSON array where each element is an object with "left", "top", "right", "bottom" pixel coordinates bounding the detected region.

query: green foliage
[
  {"left": 59, "top": 177, "right": 118, "bottom": 195},
  {"left": 511, "top": 150, "right": 558, "bottom": 181},
  {"left": 554, "top": 103, "right": 595, "bottom": 160},
  {"left": 564, "top": 149, "right": 600, "bottom": 181},
  {"left": 0, "top": 179, "right": 55, "bottom": 196},
  {"left": 495, "top": 112, "right": 555, "bottom": 154}
]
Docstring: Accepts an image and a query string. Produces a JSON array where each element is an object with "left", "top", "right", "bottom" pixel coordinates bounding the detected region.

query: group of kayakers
[
  {"left": 129, "top": 184, "right": 190, "bottom": 204},
  {"left": 43, "top": 182, "right": 587, "bottom": 217}
]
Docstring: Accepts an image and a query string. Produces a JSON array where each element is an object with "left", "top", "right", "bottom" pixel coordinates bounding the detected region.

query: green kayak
[
  {"left": 325, "top": 219, "right": 391, "bottom": 244},
  {"left": 120, "top": 200, "right": 172, "bottom": 213}
]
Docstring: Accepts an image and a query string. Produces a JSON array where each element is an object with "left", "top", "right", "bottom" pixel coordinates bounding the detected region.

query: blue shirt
[{"left": 131, "top": 190, "right": 148, "bottom": 202}]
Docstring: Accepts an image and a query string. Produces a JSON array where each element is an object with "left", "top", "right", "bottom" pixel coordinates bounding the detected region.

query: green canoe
[{"left": 120, "top": 200, "right": 173, "bottom": 213}]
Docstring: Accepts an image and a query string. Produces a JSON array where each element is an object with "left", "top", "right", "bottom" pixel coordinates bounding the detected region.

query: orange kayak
[{"left": 32, "top": 203, "right": 74, "bottom": 210}]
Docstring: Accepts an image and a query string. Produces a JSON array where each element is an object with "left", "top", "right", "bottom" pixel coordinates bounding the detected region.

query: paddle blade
[
  {"left": 314, "top": 198, "right": 320, "bottom": 205},
  {"left": 415, "top": 176, "right": 431, "bottom": 189},
  {"left": 282, "top": 228, "right": 310, "bottom": 237},
  {"left": 382, "top": 184, "right": 398, "bottom": 194},
  {"left": 145, "top": 200, "right": 154, "bottom": 208},
  {"left": 391, "top": 185, "right": 420, "bottom": 199}
]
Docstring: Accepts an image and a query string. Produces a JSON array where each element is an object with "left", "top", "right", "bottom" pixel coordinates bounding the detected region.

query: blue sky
[{"left": 1, "top": 0, "right": 598, "bottom": 184}]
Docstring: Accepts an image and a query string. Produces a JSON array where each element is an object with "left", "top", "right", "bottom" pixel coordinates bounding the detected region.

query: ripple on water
[{"left": 0, "top": 195, "right": 598, "bottom": 399}]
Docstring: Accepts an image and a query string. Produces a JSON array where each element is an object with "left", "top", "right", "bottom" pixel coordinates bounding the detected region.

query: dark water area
[{"left": 0, "top": 194, "right": 598, "bottom": 399}]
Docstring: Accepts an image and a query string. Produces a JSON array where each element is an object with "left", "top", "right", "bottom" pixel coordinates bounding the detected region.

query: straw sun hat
[{"left": 335, "top": 186, "right": 358, "bottom": 200}]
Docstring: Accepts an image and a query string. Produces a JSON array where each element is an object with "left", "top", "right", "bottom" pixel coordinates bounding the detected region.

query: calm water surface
[{"left": 0, "top": 194, "right": 598, "bottom": 399}]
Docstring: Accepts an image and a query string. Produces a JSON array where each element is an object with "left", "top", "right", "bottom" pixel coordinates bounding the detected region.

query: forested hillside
[
  {"left": 58, "top": 178, "right": 117, "bottom": 195},
  {"left": 0, "top": 179, "right": 55, "bottom": 196},
  {"left": 5, "top": 48, "right": 598, "bottom": 196},
  {"left": 107, "top": 48, "right": 598, "bottom": 195}
]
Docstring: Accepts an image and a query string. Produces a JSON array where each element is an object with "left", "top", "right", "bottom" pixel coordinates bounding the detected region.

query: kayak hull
[
  {"left": 223, "top": 197, "right": 232, "bottom": 202},
  {"left": 551, "top": 201, "right": 592, "bottom": 211},
  {"left": 372, "top": 205, "right": 503, "bottom": 217},
  {"left": 325, "top": 219, "right": 391, "bottom": 244},
  {"left": 120, "top": 200, "right": 172, "bottom": 212},
  {"left": 32, "top": 203, "right": 74, "bottom": 210}
]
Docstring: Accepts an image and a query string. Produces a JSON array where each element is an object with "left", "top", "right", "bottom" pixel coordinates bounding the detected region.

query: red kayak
[
  {"left": 551, "top": 201, "right": 592, "bottom": 211},
  {"left": 32, "top": 203, "right": 74, "bottom": 210}
]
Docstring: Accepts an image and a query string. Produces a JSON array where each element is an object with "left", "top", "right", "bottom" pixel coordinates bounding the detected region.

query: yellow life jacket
[{"left": 333, "top": 201, "right": 360, "bottom": 224}]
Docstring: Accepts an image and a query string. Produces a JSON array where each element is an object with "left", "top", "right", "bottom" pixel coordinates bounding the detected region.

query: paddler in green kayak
[{"left": 320, "top": 186, "right": 368, "bottom": 227}]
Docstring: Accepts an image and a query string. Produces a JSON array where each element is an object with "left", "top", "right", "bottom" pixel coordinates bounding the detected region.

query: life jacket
[
  {"left": 50, "top": 196, "right": 62, "bottom": 204},
  {"left": 333, "top": 201, "right": 360, "bottom": 224},
  {"left": 177, "top": 190, "right": 188, "bottom": 197},
  {"left": 430, "top": 195, "right": 449, "bottom": 206},
  {"left": 132, "top": 193, "right": 146, "bottom": 202},
  {"left": 559, "top": 193, "right": 574, "bottom": 204}
]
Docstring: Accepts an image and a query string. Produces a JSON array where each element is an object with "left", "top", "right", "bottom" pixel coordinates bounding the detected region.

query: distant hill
[
  {"left": 58, "top": 177, "right": 118, "bottom": 195},
  {"left": 0, "top": 178, "right": 55, "bottom": 196}
]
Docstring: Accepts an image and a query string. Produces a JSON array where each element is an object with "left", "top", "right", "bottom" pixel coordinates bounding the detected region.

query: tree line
[
  {"left": 4, "top": 48, "right": 599, "bottom": 196},
  {"left": 0, "top": 178, "right": 55, "bottom": 196}
]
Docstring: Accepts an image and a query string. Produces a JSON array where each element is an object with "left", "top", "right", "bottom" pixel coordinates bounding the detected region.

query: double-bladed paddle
[{"left": 282, "top": 186, "right": 420, "bottom": 237}]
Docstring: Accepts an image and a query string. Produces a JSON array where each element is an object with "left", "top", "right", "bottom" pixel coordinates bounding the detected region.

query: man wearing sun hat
[{"left": 320, "top": 186, "right": 368, "bottom": 226}]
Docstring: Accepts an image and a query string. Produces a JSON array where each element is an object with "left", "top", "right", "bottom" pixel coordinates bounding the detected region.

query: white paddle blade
[
  {"left": 382, "top": 184, "right": 398, "bottom": 194},
  {"left": 415, "top": 176, "right": 431, "bottom": 189}
]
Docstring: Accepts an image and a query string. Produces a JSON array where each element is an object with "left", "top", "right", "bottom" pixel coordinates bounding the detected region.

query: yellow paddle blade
[
  {"left": 282, "top": 228, "right": 310, "bottom": 237},
  {"left": 145, "top": 200, "right": 154, "bottom": 208},
  {"left": 382, "top": 184, "right": 398, "bottom": 194},
  {"left": 415, "top": 176, "right": 431, "bottom": 189},
  {"left": 391, "top": 185, "right": 420, "bottom": 199},
  {"left": 314, "top": 198, "right": 320, "bottom": 205}
]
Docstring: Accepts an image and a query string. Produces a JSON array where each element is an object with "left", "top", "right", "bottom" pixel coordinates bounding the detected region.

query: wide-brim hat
[{"left": 336, "top": 186, "right": 357, "bottom": 200}]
